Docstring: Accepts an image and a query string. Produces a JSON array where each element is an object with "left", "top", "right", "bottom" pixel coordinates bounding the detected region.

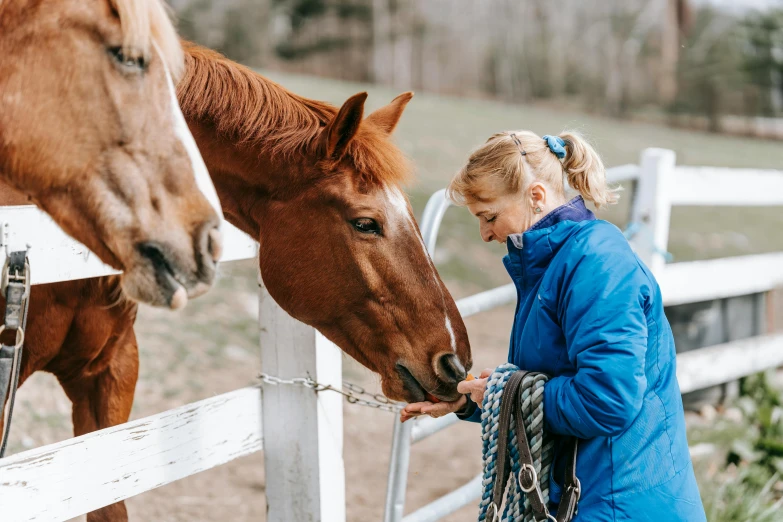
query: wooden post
[
  {"left": 631, "top": 148, "right": 676, "bottom": 277},
  {"left": 259, "top": 276, "right": 345, "bottom": 522}
]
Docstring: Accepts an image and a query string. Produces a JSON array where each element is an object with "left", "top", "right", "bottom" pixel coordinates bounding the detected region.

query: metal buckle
[
  {"left": 0, "top": 325, "right": 24, "bottom": 349},
  {"left": 1, "top": 257, "right": 29, "bottom": 300},
  {"left": 1, "top": 254, "right": 30, "bottom": 333},
  {"left": 487, "top": 502, "right": 500, "bottom": 522},
  {"left": 518, "top": 463, "right": 538, "bottom": 493}
]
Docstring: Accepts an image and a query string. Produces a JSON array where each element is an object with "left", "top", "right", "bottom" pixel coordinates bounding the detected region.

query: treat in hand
[{"left": 425, "top": 373, "right": 474, "bottom": 403}]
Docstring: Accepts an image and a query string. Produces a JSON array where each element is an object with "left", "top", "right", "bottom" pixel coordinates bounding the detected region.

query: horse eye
[
  {"left": 108, "top": 47, "right": 146, "bottom": 72},
  {"left": 351, "top": 218, "right": 381, "bottom": 235}
]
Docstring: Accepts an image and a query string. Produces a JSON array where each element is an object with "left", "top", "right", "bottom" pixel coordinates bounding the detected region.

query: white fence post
[
  {"left": 631, "top": 148, "right": 676, "bottom": 277},
  {"left": 259, "top": 276, "right": 345, "bottom": 522}
]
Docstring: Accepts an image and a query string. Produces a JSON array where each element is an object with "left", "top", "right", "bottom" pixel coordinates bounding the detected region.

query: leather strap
[
  {"left": 3, "top": 251, "right": 27, "bottom": 330},
  {"left": 0, "top": 345, "right": 14, "bottom": 418},
  {"left": 555, "top": 438, "right": 580, "bottom": 522},
  {"left": 0, "top": 250, "right": 30, "bottom": 458},
  {"left": 488, "top": 370, "right": 527, "bottom": 520}
]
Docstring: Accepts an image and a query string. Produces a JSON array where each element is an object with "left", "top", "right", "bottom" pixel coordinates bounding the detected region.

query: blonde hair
[
  {"left": 112, "top": 0, "right": 184, "bottom": 80},
  {"left": 448, "top": 130, "right": 619, "bottom": 209}
]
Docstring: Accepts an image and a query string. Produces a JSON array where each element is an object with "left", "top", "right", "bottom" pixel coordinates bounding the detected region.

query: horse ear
[
  {"left": 365, "top": 92, "right": 413, "bottom": 135},
  {"left": 321, "top": 92, "right": 368, "bottom": 159}
]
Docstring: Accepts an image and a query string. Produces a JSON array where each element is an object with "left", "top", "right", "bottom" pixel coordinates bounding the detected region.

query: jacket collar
[{"left": 503, "top": 196, "right": 595, "bottom": 284}]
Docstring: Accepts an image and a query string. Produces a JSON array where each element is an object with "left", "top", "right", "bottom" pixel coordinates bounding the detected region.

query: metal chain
[{"left": 258, "top": 372, "right": 405, "bottom": 413}]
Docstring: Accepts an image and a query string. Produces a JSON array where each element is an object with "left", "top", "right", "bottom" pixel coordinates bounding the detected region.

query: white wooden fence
[
  {"left": 0, "top": 201, "right": 348, "bottom": 522},
  {"left": 0, "top": 147, "right": 782, "bottom": 522}
]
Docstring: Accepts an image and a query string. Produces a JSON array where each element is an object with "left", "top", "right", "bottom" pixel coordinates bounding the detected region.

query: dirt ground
[{"left": 7, "top": 259, "right": 512, "bottom": 522}]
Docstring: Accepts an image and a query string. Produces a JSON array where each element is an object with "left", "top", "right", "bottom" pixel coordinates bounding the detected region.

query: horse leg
[{"left": 58, "top": 329, "right": 139, "bottom": 522}]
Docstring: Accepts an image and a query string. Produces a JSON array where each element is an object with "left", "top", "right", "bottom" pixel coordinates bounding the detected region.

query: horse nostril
[
  {"left": 207, "top": 227, "right": 223, "bottom": 263},
  {"left": 435, "top": 353, "right": 467, "bottom": 384},
  {"left": 137, "top": 241, "right": 169, "bottom": 270}
]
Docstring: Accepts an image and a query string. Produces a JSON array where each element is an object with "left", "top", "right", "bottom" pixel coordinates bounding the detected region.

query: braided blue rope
[{"left": 478, "top": 364, "right": 554, "bottom": 522}]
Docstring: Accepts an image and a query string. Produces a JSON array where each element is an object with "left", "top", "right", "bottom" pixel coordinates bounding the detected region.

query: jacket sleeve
[
  {"left": 455, "top": 395, "right": 482, "bottom": 423},
  {"left": 543, "top": 246, "right": 650, "bottom": 439}
]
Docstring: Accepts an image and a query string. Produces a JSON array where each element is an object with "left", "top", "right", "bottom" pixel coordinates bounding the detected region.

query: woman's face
[{"left": 466, "top": 192, "right": 532, "bottom": 244}]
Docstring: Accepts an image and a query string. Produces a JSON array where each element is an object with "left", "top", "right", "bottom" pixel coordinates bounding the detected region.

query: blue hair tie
[{"left": 542, "top": 135, "right": 566, "bottom": 159}]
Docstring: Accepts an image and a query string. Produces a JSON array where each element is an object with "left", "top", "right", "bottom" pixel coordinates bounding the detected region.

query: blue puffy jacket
[{"left": 458, "top": 196, "right": 706, "bottom": 521}]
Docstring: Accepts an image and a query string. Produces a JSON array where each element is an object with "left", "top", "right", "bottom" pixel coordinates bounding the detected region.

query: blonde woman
[{"left": 401, "top": 131, "right": 706, "bottom": 521}]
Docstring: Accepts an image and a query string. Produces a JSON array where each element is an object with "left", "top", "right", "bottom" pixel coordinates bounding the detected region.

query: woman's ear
[{"left": 529, "top": 183, "right": 547, "bottom": 211}]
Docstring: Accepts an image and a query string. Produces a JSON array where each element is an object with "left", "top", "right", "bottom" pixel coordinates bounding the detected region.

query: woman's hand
[
  {"left": 399, "top": 368, "right": 493, "bottom": 423},
  {"left": 457, "top": 368, "right": 492, "bottom": 406},
  {"left": 400, "top": 395, "right": 466, "bottom": 423}
]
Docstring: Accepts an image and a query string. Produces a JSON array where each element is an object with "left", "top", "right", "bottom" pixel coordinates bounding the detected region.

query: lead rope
[
  {"left": 479, "top": 364, "right": 554, "bottom": 521},
  {"left": 0, "top": 250, "right": 31, "bottom": 458},
  {"left": 479, "top": 363, "right": 581, "bottom": 522}
]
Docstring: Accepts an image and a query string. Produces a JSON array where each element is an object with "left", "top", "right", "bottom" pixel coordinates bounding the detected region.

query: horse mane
[
  {"left": 177, "top": 42, "right": 411, "bottom": 188},
  {"left": 112, "top": 0, "right": 184, "bottom": 80}
]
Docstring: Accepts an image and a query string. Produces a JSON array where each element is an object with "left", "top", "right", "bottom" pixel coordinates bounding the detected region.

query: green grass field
[{"left": 265, "top": 70, "right": 783, "bottom": 292}]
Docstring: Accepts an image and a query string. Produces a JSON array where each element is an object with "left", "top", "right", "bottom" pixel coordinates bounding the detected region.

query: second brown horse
[
  {"left": 0, "top": 1, "right": 223, "bottom": 308},
  {"left": 0, "top": 44, "right": 472, "bottom": 521}
]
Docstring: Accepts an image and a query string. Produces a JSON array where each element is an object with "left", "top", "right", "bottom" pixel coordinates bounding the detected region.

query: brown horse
[
  {"left": 0, "top": 0, "right": 221, "bottom": 308},
  {"left": 0, "top": 44, "right": 472, "bottom": 521}
]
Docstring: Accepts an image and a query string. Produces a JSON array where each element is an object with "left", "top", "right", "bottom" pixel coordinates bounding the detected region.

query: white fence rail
[
  {"left": 668, "top": 166, "right": 783, "bottom": 207},
  {"left": 384, "top": 148, "right": 783, "bottom": 522},
  {"left": 659, "top": 253, "right": 783, "bottom": 306},
  {"left": 0, "top": 386, "right": 263, "bottom": 521}
]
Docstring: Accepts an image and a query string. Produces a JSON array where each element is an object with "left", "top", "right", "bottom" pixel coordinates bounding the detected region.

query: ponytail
[
  {"left": 559, "top": 131, "right": 619, "bottom": 209},
  {"left": 449, "top": 129, "right": 619, "bottom": 210}
]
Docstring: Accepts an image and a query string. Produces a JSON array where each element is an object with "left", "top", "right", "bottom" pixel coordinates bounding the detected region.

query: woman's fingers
[
  {"left": 456, "top": 377, "right": 486, "bottom": 395},
  {"left": 399, "top": 396, "right": 467, "bottom": 422},
  {"left": 452, "top": 369, "right": 492, "bottom": 407},
  {"left": 400, "top": 401, "right": 432, "bottom": 423},
  {"left": 470, "top": 379, "right": 487, "bottom": 405},
  {"left": 402, "top": 401, "right": 432, "bottom": 415},
  {"left": 419, "top": 403, "right": 452, "bottom": 418},
  {"left": 456, "top": 379, "right": 472, "bottom": 395},
  {"left": 420, "top": 396, "right": 466, "bottom": 418},
  {"left": 400, "top": 410, "right": 423, "bottom": 423},
  {"left": 457, "top": 376, "right": 489, "bottom": 406}
]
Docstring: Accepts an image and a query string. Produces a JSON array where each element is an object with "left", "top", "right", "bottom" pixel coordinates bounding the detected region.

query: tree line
[{"left": 170, "top": 0, "right": 783, "bottom": 135}]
